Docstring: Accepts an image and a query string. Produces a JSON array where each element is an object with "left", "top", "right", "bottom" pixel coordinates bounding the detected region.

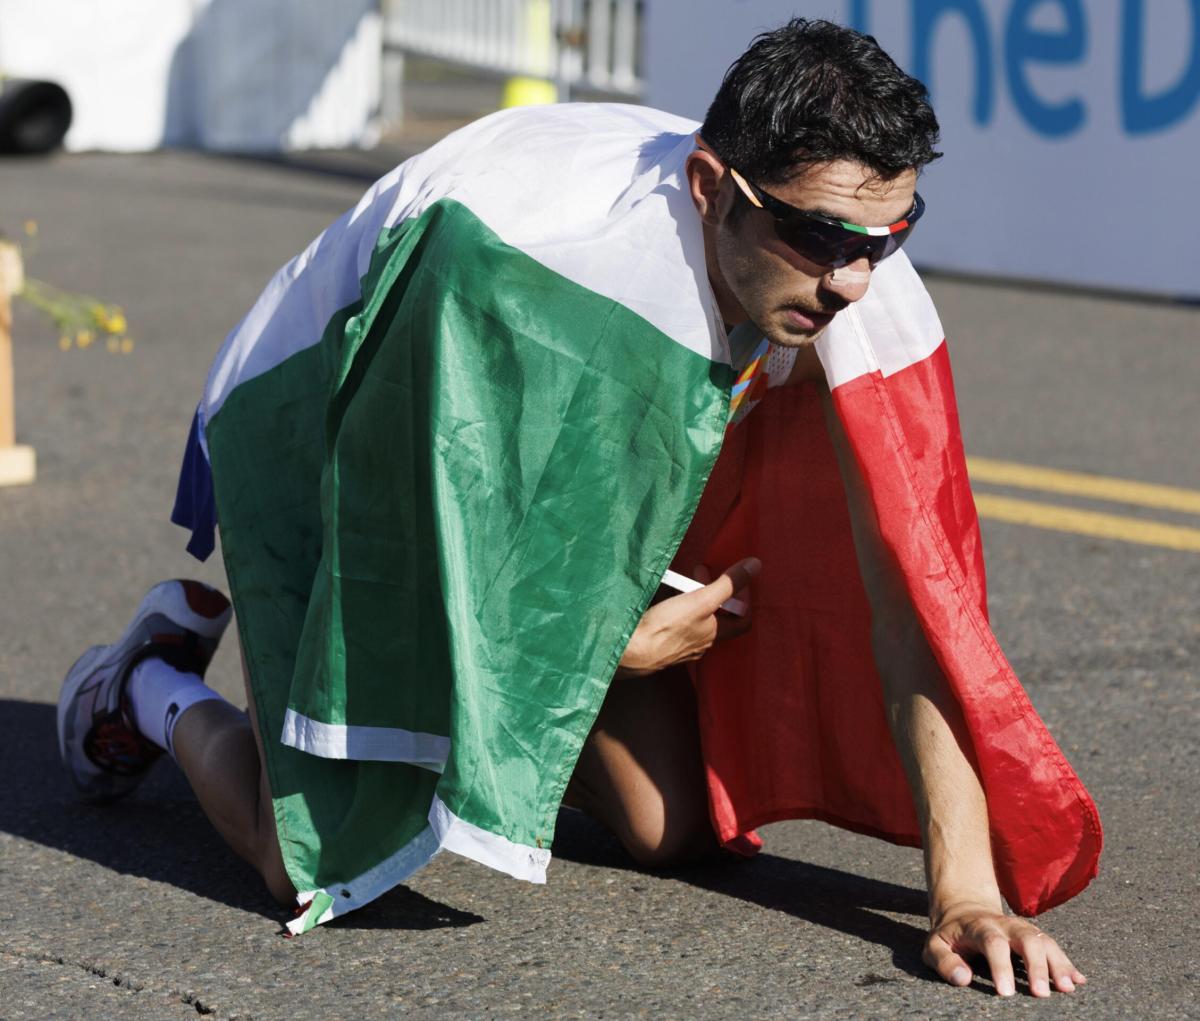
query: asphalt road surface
[{"left": 1, "top": 143, "right": 1197, "bottom": 1020}]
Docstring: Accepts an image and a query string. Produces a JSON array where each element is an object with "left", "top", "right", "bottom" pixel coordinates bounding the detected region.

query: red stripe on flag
[{"left": 689, "top": 341, "right": 1101, "bottom": 916}]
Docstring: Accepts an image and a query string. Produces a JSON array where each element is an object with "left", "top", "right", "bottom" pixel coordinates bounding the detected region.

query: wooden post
[{"left": 0, "top": 239, "right": 37, "bottom": 487}]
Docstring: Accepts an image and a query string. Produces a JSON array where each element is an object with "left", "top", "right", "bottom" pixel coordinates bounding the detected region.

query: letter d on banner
[{"left": 1121, "top": 0, "right": 1200, "bottom": 134}]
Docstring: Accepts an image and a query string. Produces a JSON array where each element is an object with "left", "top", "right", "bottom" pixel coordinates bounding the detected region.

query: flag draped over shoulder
[
  {"left": 176, "top": 103, "right": 1100, "bottom": 934},
  {"left": 691, "top": 261, "right": 1103, "bottom": 916},
  {"left": 188, "top": 105, "right": 733, "bottom": 933}
]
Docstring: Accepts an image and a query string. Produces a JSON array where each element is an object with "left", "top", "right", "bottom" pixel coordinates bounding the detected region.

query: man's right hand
[{"left": 617, "top": 557, "right": 760, "bottom": 677}]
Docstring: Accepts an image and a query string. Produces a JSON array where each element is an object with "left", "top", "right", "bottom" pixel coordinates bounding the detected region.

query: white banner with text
[{"left": 647, "top": 0, "right": 1199, "bottom": 299}]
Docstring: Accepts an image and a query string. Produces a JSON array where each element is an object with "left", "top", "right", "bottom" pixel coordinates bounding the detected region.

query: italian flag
[{"left": 183, "top": 104, "right": 1100, "bottom": 934}]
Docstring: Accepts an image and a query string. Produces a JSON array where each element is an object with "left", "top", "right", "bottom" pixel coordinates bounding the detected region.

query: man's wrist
[{"left": 928, "top": 890, "right": 1004, "bottom": 927}]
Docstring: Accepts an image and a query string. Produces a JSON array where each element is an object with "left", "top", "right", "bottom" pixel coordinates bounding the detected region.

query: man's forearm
[
  {"left": 821, "top": 389, "right": 1001, "bottom": 917},
  {"left": 873, "top": 614, "right": 1002, "bottom": 920}
]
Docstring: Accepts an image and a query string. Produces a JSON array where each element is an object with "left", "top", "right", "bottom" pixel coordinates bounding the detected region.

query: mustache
[{"left": 787, "top": 299, "right": 848, "bottom": 317}]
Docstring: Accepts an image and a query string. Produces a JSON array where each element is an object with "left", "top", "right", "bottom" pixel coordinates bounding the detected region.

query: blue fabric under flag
[{"left": 171, "top": 410, "right": 217, "bottom": 561}]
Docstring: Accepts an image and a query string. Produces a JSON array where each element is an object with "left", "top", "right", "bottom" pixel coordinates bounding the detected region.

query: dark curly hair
[{"left": 700, "top": 18, "right": 942, "bottom": 186}]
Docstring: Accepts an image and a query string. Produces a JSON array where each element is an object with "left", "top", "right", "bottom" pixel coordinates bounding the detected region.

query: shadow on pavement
[
  {"left": 9, "top": 696, "right": 934, "bottom": 970},
  {"left": 331, "top": 887, "right": 484, "bottom": 931},
  {"left": 0, "top": 699, "right": 479, "bottom": 933},
  {"left": 552, "top": 808, "right": 935, "bottom": 983},
  {"left": 1, "top": 699, "right": 280, "bottom": 920}
]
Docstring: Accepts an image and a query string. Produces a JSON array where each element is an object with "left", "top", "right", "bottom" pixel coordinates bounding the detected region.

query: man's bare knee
[{"left": 621, "top": 810, "right": 718, "bottom": 869}]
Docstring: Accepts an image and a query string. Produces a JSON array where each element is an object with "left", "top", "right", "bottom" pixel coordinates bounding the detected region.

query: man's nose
[{"left": 821, "top": 257, "right": 873, "bottom": 303}]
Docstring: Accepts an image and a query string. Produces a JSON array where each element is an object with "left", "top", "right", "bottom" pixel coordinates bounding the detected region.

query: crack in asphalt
[{"left": 1, "top": 948, "right": 234, "bottom": 1017}]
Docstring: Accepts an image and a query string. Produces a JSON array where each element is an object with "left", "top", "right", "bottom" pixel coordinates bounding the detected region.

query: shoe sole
[
  {"left": 56, "top": 644, "right": 107, "bottom": 791},
  {"left": 57, "top": 580, "right": 231, "bottom": 800}
]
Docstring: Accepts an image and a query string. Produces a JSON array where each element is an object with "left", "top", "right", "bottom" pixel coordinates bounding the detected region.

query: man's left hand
[{"left": 924, "top": 903, "right": 1087, "bottom": 997}]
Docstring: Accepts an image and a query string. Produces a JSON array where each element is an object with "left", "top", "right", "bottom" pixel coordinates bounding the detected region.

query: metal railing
[{"left": 383, "top": 0, "right": 644, "bottom": 102}]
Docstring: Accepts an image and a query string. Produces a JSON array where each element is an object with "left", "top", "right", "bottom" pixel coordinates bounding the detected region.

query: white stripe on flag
[
  {"left": 428, "top": 795, "right": 550, "bottom": 884},
  {"left": 280, "top": 708, "right": 449, "bottom": 771},
  {"left": 203, "top": 105, "right": 728, "bottom": 423}
]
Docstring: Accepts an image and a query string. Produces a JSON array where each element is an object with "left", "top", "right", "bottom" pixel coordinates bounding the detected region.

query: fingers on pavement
[
  {"left": 923, "top": 934, "right": 973, "bottom": 988},
  {"left": 982, "top": 931, "right": 1017, "bottom": 996},
  {"left": 1029, "top": 933, "right": 1082, "bottom": 994},
  {"left": 1018, "top": 933, "right": 1053, "bottom": 997},
  {"left": 929, "top": 925, "right": 1085, "bottom": 997}
]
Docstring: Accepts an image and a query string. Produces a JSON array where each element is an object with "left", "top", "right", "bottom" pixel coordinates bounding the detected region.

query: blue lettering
[
  {"left": 849, "top": 0, "right": 871, "bottom": 34},
  {"left": 1004, "top": 0, "right": 1086, "bottom": 137},
  {"left": 1121, "top": 0, "right": 1200, "bottom": 134},
  {"left": 911, "top": 0, "right": 995, "bottom": 125}
]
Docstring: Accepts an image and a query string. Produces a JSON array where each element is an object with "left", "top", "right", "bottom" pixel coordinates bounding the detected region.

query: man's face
[{"left": 706, "top": 160, "right": 918, "bottom": 348}]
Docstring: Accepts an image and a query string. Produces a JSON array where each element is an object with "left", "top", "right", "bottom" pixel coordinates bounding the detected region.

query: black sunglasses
[{"left": 696, "top": 137, "right": 924, "bottom": 269}]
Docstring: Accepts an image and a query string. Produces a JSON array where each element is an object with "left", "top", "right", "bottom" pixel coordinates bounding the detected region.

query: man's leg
[
  {"left": 169, "top": 650, "right": 294, "bottom": 905},
  {"left": 564, "top": 665, "right": 720, "bottom": 867},
  {"left": 58, "top": 580, "right": 294, "bottom": 904}
]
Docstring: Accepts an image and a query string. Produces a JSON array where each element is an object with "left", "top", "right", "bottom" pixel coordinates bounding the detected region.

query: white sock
[{"left": 126, "top": 657, "right": 227, "bottom": 760}]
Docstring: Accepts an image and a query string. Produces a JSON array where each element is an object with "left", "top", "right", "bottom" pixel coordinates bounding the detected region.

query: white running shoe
[{"left": 57, "top": 579, "right": 232, "bottom": 801}]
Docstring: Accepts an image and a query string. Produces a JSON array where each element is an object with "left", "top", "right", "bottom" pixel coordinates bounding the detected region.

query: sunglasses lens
[
  {"left": 774, "top": 219, "right": 849, "bottom": 266},
  {"left": 776, "top": 218, "right": 916, "bottom": 268},
  {"left": 872, "top": 223, "right": 915, "bottom": 264}
]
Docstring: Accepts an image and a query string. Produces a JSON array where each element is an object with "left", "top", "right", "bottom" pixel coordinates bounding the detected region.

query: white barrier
[
  {"left": 646, "top": 0, "right": 1200, "bottom": 300},
  {"left": 0, "top": 0, "right": 381, "bottom": 152},
  {"left": 384, "top": 0, "right": 643, "bottom": 98}
]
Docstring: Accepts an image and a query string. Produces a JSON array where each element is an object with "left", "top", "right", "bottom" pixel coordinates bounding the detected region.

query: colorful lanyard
[{"left": 728, "top": 336, "right": 770, "bottom": 426}]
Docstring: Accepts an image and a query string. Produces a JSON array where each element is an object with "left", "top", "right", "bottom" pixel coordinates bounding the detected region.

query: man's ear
[{"left": 686, "top": 149, "right": 729, "bottom": 226}]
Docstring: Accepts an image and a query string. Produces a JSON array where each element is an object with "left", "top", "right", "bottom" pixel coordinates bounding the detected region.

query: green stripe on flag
[
  {"left": 208, "top": 199, "right": 731, "bottom": 898},
  {"left": 296, "top": 890, "right": 335, "bottom": 934}
]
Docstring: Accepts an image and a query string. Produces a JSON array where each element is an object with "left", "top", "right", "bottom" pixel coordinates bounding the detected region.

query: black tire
[{"left": 0, "top": 78, "right": 73, "bottom": 154}]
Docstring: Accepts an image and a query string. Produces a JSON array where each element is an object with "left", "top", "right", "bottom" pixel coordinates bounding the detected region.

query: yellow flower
[
  {"left": 106, "top": 336, "right": 119, "bottom": 353},
  {"left": 120, "top": 337, "right": 135, "bottom": 354},
  {"left": 58, "top": 335, "right": 72, "bottom": 350},
  {"left": 90, "top": 304, "right": 127, "bottom": 335},
  {"left": 23, "top": 220, "right": 38, "bottom": 238},
  {"left": 75, "top": 329, "right": 94, "bottom": 348}
]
